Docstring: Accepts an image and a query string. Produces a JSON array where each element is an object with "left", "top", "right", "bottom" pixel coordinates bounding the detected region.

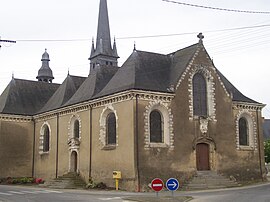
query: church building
[{"left": 0, "top": 0, "right": 266, "bottom": 191}]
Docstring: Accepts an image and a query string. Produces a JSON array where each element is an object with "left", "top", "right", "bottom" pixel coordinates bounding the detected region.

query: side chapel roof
[
  {"left": 39, "top": 75, "right": 86, "bottom": 113},
  {"left": 0, "top": 78, "right": 59, "bottom": 115},
  {"left": 64, "top": 65, "right": 118, "bottom": 106}
]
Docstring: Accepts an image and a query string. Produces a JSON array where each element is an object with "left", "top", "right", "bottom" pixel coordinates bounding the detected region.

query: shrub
[{"left": 86, "top": 178, "right": 107, "bottom": 189}]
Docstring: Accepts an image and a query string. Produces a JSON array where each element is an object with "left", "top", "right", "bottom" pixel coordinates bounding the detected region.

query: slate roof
[
  {"left": 216, "top": 69, "right": 259, "bottom": 104},
  {"left": 169, "top": 43, "right": 199, "bottom": 86},
  {"left": 64, "top": 65, "right": 118, "bottom": 106},
  {"left": 39, "top": 75, "right": 86, "bottom": 113},
  {"left": 94, "top": 43, "right": 259, "bottom": 104},
  {"left": 95, "top": 50, "right": 172, "bottom": 98},
  {"left": 0, "top": 43, "right": 259, "bottom": 116},
  {"left": 0, "top": 78, "right": 59, "bottom": 115},
  {"left": 264, "top": 119, "right": 270, "bottom": 140}
]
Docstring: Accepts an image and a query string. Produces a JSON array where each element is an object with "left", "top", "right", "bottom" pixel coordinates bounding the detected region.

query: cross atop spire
[
  {"left": 197, "top": 32, "right": 204, "bottom": 44},
  {"left": 89, "top": 0, "right": 119, "bottom": 73}
]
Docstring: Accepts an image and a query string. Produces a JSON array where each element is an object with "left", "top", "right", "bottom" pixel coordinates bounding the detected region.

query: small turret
[{"left": 36, "top": 49, "right": 54, "bottom": 83}]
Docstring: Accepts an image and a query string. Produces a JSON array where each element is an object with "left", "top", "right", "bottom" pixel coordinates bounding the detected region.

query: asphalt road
[
  {"left": 0, "top": 182, "right": 270, "bottom": 202},
  {"left": 185, "top": 183, "right": 270, "bottom": 202}
]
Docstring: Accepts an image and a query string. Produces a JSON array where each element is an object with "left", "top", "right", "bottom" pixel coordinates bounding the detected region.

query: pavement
[
  {"left": 121, "top": 180, "right": 270, "bottom": 202},
  {"left": 123, "top": 196, "right": 192, "bottom": 202}
]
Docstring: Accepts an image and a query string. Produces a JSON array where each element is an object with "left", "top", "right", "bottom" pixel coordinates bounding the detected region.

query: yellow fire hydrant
[{"left": 113, "top": 171, "right": 121, "bottom": 191}]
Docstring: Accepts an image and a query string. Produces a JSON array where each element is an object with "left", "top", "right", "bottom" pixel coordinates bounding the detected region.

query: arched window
[
  {"left": 239, "top": 117, "right": 248, "bottom": 146},
  {"left": 193, "top": 73, "right": 207, "bottom": 116},
  {"left": 150, "top": 110, "right": 163, "bottom": 143},
  {"left": 43, "top": 125, "right": 50, "bottom": 152},
  {"left": 73, "top": 120, "right": 80, "bottom": 139},
  {"left": 107, "top": 113, "right": 116, "bottom": 145}
]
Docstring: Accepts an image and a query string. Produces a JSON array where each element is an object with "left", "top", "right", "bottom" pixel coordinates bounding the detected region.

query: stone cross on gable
[{"left": 197, "top": 32, "right": 204, "bottom": 43}]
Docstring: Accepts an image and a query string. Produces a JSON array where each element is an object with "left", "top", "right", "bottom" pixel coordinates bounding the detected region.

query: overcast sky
[{"left": 0, "top": 0, "right": 270, "bottom": 118}]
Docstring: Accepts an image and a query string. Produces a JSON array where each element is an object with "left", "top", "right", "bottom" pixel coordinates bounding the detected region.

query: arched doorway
[
  {"left": 196, "top": 143, "right": 210, "bottom": 171},
  {"left": 70, "top": 151, "right": 78, "bottom": 173}
]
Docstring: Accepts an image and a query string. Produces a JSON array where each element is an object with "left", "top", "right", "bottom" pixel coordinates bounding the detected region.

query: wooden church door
[{"left": 196, "top": 143, "right": 210, "bottom": 170}]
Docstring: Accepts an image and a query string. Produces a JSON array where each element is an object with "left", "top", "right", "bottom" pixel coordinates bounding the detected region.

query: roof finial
[
  {"left": 197, "top": 32, "right": 204, "bottom": 43},
  {"left": 133, "top": 41, "right": 136, "bottom": 51},
  {"left": 68, "top": 68, "right": 70, "bottom": 76},
  {"left": 12, "top": 72, "right": 14, "bottom": 80}
]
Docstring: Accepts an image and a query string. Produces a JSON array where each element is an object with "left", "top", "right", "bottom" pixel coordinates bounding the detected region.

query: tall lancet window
[
  {"left": 150, "top": 110, "right": 163, "bottom": 143},
  {"left": 239, "top": 117, "right": 248, "bottom": 146},
  {"left": 193, "top": 73, "right": 207, "bottom": 116},
  {"left": 73, "top": 120, "right": 80, "bottom": 139},
  {"left": 43, "top": 125, "right": 50, "bottom": 152},
  {"left": 107, "top": 113, "right": 116, "bottom": 145}
]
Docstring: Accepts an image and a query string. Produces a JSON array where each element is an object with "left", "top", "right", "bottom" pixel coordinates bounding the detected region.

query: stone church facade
[{"left": 0, "top": 0, "right": 266, "bottom": 191}]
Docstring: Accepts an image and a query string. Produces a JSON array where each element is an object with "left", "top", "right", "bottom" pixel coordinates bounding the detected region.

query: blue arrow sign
[{"left": 166, "top": 178, "right": 179, "bottom": 191}]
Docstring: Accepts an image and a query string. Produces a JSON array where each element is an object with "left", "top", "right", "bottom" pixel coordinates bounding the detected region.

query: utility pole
[{"left": 0, "top": 37, "right": 16, "bottom": 48}]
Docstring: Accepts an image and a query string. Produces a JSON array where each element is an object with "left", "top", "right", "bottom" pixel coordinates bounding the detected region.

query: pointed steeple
[
  {"left": 89, "top": 0, "right": 119, "bottom": 73},
  {"left": 36, "top": 49, "right": 54, "bottom": 83},
  {"left": 112, "top": 37, "right": 118, "bottom": 57},
  {"left": 96, "top": 0, "right": 111, "bottom": 55},
  {"left": 90, "top": 38, "right": 95, "bottom": 57}
]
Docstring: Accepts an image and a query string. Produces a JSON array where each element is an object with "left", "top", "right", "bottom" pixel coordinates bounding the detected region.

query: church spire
[
  {"left": 36, "top": 49, "right": 54, "bottom": 83},
  {"left": 96, "top": 0, "right": 111, "bottom": 55},
  {"left": 89, "top": 0, "right": 119, "bottom": 73}
]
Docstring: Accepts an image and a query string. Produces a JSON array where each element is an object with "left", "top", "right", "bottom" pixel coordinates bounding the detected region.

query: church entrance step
[
  {"left": 39, "top": 172, "right": 86, "bottom": 189},
  {"left": 183, "top": 171, "right": 240, "bottom": 190}
]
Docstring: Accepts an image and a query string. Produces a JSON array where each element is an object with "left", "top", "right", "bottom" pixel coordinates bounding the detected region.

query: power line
[
  {"left": 13, "top": 23, "right": 270, "bottom": 42},
  {"left": 0, "top": 37, "right": 16, "bottom": 48},
  {"left": 17, "top": 39, "right": 90, "bottom": 42},
  {"left": 162, "top": 0, "right": 270, "bottom": 14}
]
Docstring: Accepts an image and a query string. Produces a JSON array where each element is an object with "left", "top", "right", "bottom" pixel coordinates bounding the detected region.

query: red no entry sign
[{"left": 151, "top": 178, "right": 164, "bottom": 192}]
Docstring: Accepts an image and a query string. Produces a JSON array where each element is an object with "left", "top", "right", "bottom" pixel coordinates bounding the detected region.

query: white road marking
[
  {"left": 98, "top": 197, "right": 122, "bottom": 201},
  {"left": 20, "top": 191, "right": 37, "bottom": 194},
  {"left": 43, "top": 190, "right": 63, "bottom": 193},
  {"left": 8, "top": 191, "right": 25, "bottom": 195},
  {"left": 0, "top": 192, "right": 12, "bottom": 196},
  {"left": 0, "top": 189, "right": 63, "bottom": 196},
  {"left": 32, "top": 190, "right": 62, "bottom": 194}
]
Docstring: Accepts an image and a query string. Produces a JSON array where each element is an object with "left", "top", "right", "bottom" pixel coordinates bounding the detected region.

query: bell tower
[
  {"left": 89, "top": 0, "right": 119, "bottom": 73},
  {"left": 36, "top": 49, "right": 54, "bottom": 83}
]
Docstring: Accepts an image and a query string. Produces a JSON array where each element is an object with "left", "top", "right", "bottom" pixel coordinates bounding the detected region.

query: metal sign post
[
  {"left": 166, "top": 178, "right": 179, "bottom": 197},
  {"left": 151, "top": 178, "right": 164, "bottom": 197}
]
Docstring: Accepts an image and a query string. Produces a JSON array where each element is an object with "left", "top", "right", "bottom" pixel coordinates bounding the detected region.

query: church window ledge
[
  {"left": 101, "top": 144, "right": 116, "bottom": 150},
  {"left": 149, "top": 143, "right": 169, "bottom": 148},
  {"left": 238, "top": 145, "right": 255, "bottom": 151},
  {"left": 40, "top": 151, "right": 49, "bottom": 155}
]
